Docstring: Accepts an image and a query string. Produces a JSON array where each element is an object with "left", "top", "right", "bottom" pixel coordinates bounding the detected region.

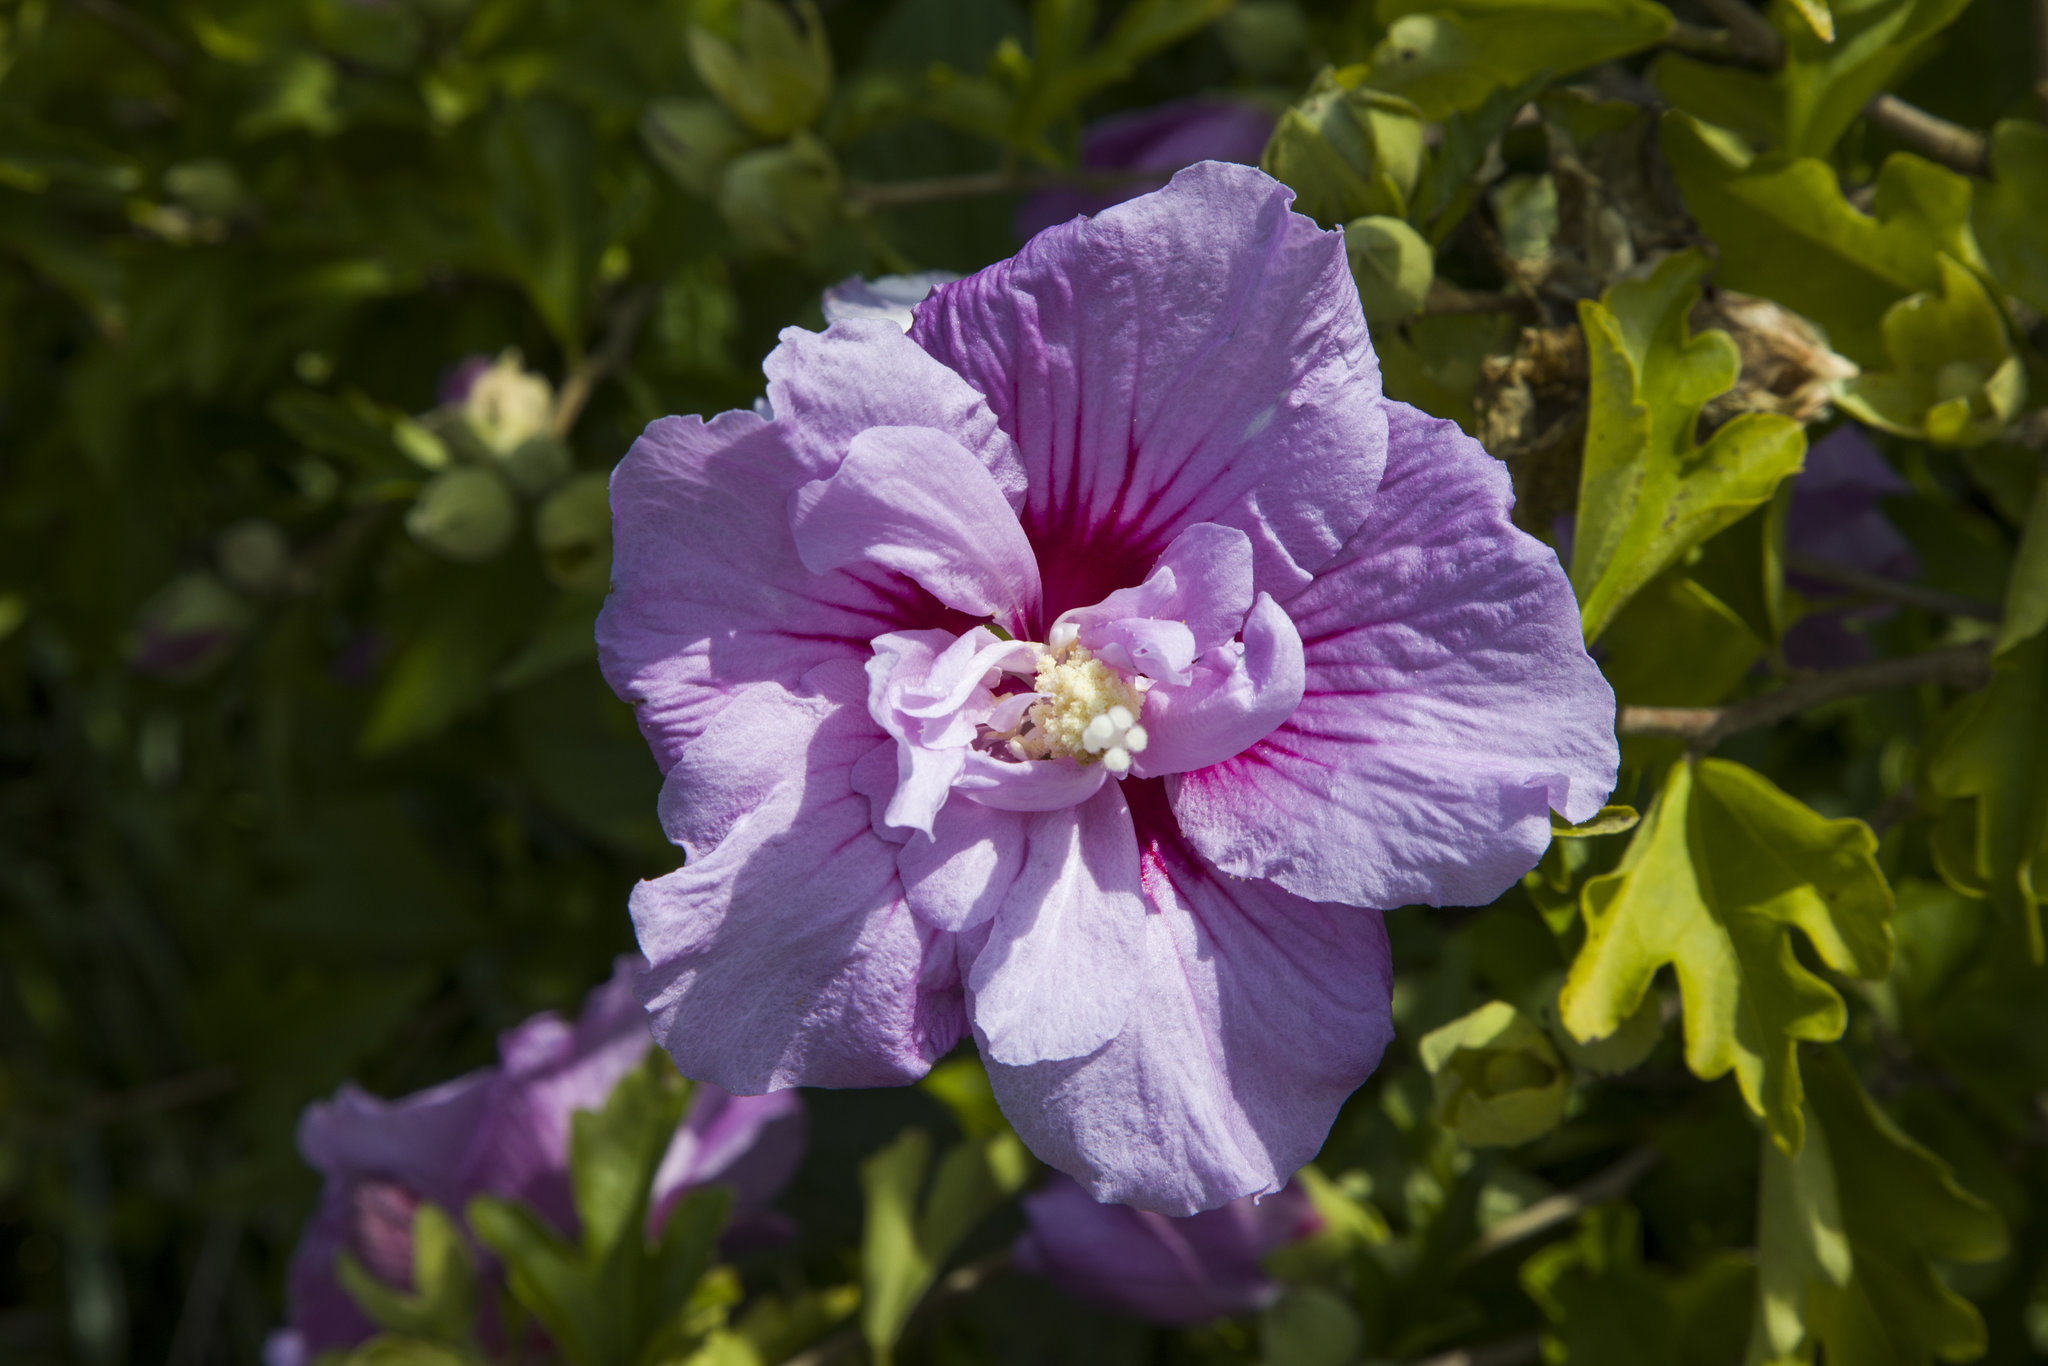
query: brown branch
[
  {"left": 847, "top": 167, "right": 1162, "bottom": 212},
  {"left": 1786, "top": 553, "right": 2003, "bottom": 621},
  {"left": 1412, "top": 1333, "right": 1545, "bottom": 1366},
  {"left": 550, "top": 284, "right": 654, "bottom": 441},
  {"left": 1423, "top": 281, "right": 1540, "bottom": 318},
  {"left": 1863, "top": 93, "right": 1990, "bottom": 175},
  {"left": 1455, "top": 1146, "right": 1659, "bottom": 1268},
  {"left": 1617, "top": 641, "right": 1993, "bottom": 749}
]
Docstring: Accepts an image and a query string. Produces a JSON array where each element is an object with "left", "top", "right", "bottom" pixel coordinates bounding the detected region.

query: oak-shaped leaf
[{"left": 1560, "top": 759, "right": 1893, "bottom": 1150}]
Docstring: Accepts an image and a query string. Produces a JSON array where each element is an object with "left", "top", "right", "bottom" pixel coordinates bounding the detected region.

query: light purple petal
[
  {"left": 1132, "top": 593, "right": 1305, "bottom": 778},
  {"left": 911, "top": 162, "right": 1387, "bottom": 623},
  {"left": 791, "top": 425, "right": 1042, "bottom": 629},
  {"left": 1072, "top": 522, "right": 1256, "bottom": 658},
  {"left": 897, "top": 799, "right": 1029, "bottom": 932},
  {"left": 967, "top": 786, "right": 1149, "bottom": 1066},
  {"left": 821, "top": 271, "right": 961, "bottom": 331},
  {"left": 631, "top": 661, "right": 962, "bottom": 1091},
  {"left": 1082, "top": 616, "right": 1199, "bottom": 686},
  {"left": 983, "top": 785, "right": 1393, "bottom": 1215},
  {"left": 652, "top": 1087, "right": 806, "bottom": 1220},
  {"left": 1013, "top": 1174, "right": 1318, "bottom": 1325},
  {"left": 1170, "top": 402, "right": 1617, "bottom": 909},
  {"left": 955, "top": 749, "right": 1109, "bottom": 810}
]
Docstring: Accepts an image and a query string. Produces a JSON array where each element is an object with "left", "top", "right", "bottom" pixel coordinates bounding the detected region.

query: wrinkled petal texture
[
  {"left": 985, "top": 784, "right": 1393, "bottom": 1215},
  {"left": 911, "top": 161, "right": 1387, "bottom": 622},
  {"left": 598, "top": 324, "right": 1020, "bottom": 770},
  {"left": 1170, "top": 402, "right": 1619, "bottom": 909},
  {"left": 632, "top": 661, "right": 963, "bottom": 1092}
]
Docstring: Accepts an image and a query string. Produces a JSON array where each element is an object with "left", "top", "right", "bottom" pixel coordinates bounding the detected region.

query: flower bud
[
  {"left": 687, "top": 0, "right": 832, "bottom": 140},
  {"left": 496, "top": 435, "right": 574, "bottom": 498},
  {"left": 216, "top": 518, "right": 294, "bottom": 596},
  {"left": 447, "top": 349, "right": 555, "bottom": 457},
  {"left": 641, "top": 98, "right": 751, "bottom": 198},
  {"left": 405, "top": 468, "right": 517, "bottom": 564},
  {"left": 341, "top": 1179, "right": 420, "bottom": 1290},
  {"left": 1419, "top": 1001, "right": 1569, "bottom": 1147},
  {"left": 534, "top": 472, "right": 612, "bottom": 591},
  {"left": 129, "top": 573, "right": 251, "bottom": 680},
  {"left": 1261, "top": 71, "right": 1423, "bottom": 226},
  {"left": 717, "top": 133, "right": 842, "bottom": 255},
  {"left": 1344, "top": 215, "right": 1433, "bottom": 323}
]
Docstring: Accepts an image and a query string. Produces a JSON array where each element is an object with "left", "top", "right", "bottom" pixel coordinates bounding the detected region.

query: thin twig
[
  {"left": 1786, "top": 553, "right": 2003, "bottom": 621},
  {"left": 164, "top": 1212, "right": 241, "bottom": 1366},
  {"left": 550, "top": 285, "right": 655, "bottom": 441},
  {"left": 1455, "top": 1146, "right": 1659, "bottom": 1268},
  {"left": 1662, "top": 21, "right": 1742, "bottom": 64},
  {"left": 1422, "top": 282, "right": 1540, "bottom": 318},
  {"left": 847, "top": 167, "right": 1162, "bottom": 212},
  {"left": 1617, "top": 641, "right": 1993, "bottom": 749},
  {"left": 1696, "top": 0, "right": 1784, "bottom": 65},
  {"left": 1411, "top": 1332, "right": 1545, "bottom": 1366},
  {"left": 26, "top": 1066, "right": 238, "bottom": 1139},
  {"left": 1863, "top": 93, "right": 1990, "bottom": 175}
]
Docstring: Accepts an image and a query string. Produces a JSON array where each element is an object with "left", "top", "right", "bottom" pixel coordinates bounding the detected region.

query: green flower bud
[
  {"left": 717, "top": 133, "right": 842, "bottom": 255},
  {"left": 406, "top": 468, "right": 517, "bottom": 564},
  {"left": 641, "top": 98, "right": 751, "bottom": 198},
  {"left": 1345, "top": 215, "right": 1433, "bottom": 323},
  {"left": 1419, "top": 1001, "right": 1569, "bottom": 1148},
  {"left": 688, "top": 0, "right": 833, "bottom": 140},
  {"left": 1261, "top": 70, "right": 1423, "bottom": 226},
  {"left": 496, "top": 435, "right": 574, "bottom": 498},
  {"left": 215, "top": 518, "right": 293, "bottom": 596},
  {"left": 534, "top": 472, "right": 613, "bottom": 592}
]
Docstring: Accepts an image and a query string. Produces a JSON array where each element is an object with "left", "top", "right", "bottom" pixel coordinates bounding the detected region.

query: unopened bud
[
  {"left": 1261, "top": 71, "right": 1423, "bottom": 226},
  {"left": 688, "top": 0, "right": 833, "bottom": 140},
  {"left": 717, "top": 133, "right": 842, "bottom": 255},
  {"left": 497, "top": 435, "right": 574, "bottom": 498},
  {"left": 450, "top": 350, "right": 555, "bottom": 456},
  {"left": 642, "top": 98, "right": 751, "bottom": 198},
  {"left": 1344, "top": 215, "right": 1433, "bottom": 323},
  {"left": 1419, "top": 1001, "right": 1569, "bottom": 1147},
  {"left": 534, "top": 472, "right": 612, "bottom": 591},
  {"left": 406, "top": 468, "right": 517, "bottom": 564}
]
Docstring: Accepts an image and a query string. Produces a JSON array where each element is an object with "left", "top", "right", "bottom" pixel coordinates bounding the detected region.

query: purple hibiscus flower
[
  {"left": 599, "top": 162, "right": 1616, "bottom": 1215},
  {"left": 1014, "top": 1174, "right": 1320, "bottom": 1324},
  {"left": 1783, "top": 424, "right": 1920, "bottom": 667},
  {"left": 270, "top": 959, "right": 803, "bottom": 1364},
  {"left": 1015, "top": 98, "right": 1277, "bottom": 240}
]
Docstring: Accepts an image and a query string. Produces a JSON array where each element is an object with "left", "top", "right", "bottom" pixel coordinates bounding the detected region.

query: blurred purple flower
[
  {"left": 270, "top": 959, "right": 803, "bottom": 1363},
  {"left": 1015, "top": 99, "right": 1277, "bottom": 240},
  {"left": 1014, "top": 1174, "right": 1320, "bottom": 1324},
  {"left": 600, "top": 163, "right": 1615, "bottom": 1216},
  {"left": 1784, "top": 425, "right": 1918, "bottom": 667}
]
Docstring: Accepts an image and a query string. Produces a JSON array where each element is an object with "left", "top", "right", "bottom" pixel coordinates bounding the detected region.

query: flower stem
[
  {"left": 1617, "top": 641, "right": 1994, "bottom": 750},
  {"left": 1786, "top": 554, "right": 2003, "bottom": 622},
  {"left": 1453, "top": 1146, "right": 1659, "bottom": 1269},
  {"left": 1862, "top": 93, "right": 1990, "bottom": 175},
  {"left": 551, "top": 284, "right": 655, "bottom": 441}
]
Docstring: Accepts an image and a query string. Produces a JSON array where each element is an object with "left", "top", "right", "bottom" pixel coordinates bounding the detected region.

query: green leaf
[
  {"left": 1998, "top": 477, "right": 2048, "bottom": 656},
  {"left": 1551, "top": 805, "right": 1640, "bottom": 838},
  {"left": 1597, "top": 571, "right": 1767, "bottom": 708},
  {"left": 1660, "top": 111, "right": 1975, "bottom": 366},
  {"left": 1974, "top": 119, "right": 2048, "bottom": 315},
  {"left": 1835, "top": 255, "right": 2027, "bottom": 448},
  {"left": 1924, "top": 632, "right": 2048, "bottom": 960},
  {"left": 1419, "top": 1001, "right": 1570, "bottom": 1147},
  {"left": 1750, "top": 1046, "right": 2006, "bottom": 1366},
  {"left": 1560, "top": 759, "right": 1894, "bottom": 1150},
  {"left": 1258, "top": 1285, "right": 1363, "bottom": 1366},
  {"left": 1365, "top": 0, "right": 1674, "bottom": 120},
  {"left": 466, "top": 1195, "right": 594, "bottom": 1363},
  {"left": 917, "top": 1056, "right": 1009, "bottom": 1141},
  {"left": 570, "top": 1049, "right": 691, "bottom": 1261},
  {"left": 1570, "top": 250, "right": 1806, "bottom": 642},
  {"left": 687, "top": 0, "right": 833, "bottom": 140},
  {"left": 1649, "top": 53, "right": 1784, "bottom": 148},
  {"left": 1521, "top": 1205, "right": 1678, "bottom": 1366},
  {"left": 335, "top": 1337, "right": 481, "bottom": 1366},
  {"left": 859, "top": 1126, "right": 1030, "bottom": 1365},
  {"left": 1776, "top": 0, "right": 1973, "bottom": 158}
]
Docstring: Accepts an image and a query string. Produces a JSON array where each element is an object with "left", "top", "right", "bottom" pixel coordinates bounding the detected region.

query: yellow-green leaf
[
  {"left": 1560, "top": 759, "right": 1894, "bottom": 1150},
  {"left": 1365, "top": 0, "right": 1673, "bottom": 121},
  {"left": 1836, "top": 254, "right": 2027, "bottom": 448}
]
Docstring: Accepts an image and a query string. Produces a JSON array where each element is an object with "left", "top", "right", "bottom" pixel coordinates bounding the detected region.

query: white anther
[
  {"left": 1107, "top": 704, "right": 1134, "bottom": 730},
  {"left": 1101, "top": 747, "right": 1132, "bottom": 775},
  {"left": 1047, "top": 620, "right": 1080, "bottom": 653},
  {"left": 1123, "top": 724, "right": 1148, "bottom": 754},
  {"left": 1081, "top": 714, "right": 1117, "bottom": 752}
]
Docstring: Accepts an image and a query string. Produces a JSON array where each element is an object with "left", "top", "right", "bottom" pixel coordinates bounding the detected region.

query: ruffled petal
[
  {"left": 967, "top": 786, "right": 1149, "bottom": 1066},
  {"left": 1068, "top": 522, "right": 1255, "bottom": 663},
  {"left": 955, "top": 750, "right": 1109, "bottom": 810},
  {"left": 897, "top": 799, "right": 1028, "bottom": 932},
  {"left": 1169, "top": 402, "right": 1618, "bottom": 909},
  {"left": 1133, "top": 594, "right": 1304, "bottom": 778},
  {"left": 631, "top": 661, "right": 961, "bottom": 1091},
  {"left": 791, "top": 425, "right": 1042, "bottom": 628},
  {"left": 984, "top": 784, "right": 1393, "bottom": 1215},
  {"left": 909, "top": 162, "right": 1386, "bottom": 619}
]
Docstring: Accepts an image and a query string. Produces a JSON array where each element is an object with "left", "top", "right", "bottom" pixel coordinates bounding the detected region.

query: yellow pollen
[{"left": 1008, "top": 644, "right": 1149, "bottom": 770}]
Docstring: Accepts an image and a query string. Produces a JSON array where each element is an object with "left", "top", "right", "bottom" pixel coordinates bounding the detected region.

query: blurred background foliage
[{"left": 3, "top": 0, "right": 2048, "bottom": 1363}]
